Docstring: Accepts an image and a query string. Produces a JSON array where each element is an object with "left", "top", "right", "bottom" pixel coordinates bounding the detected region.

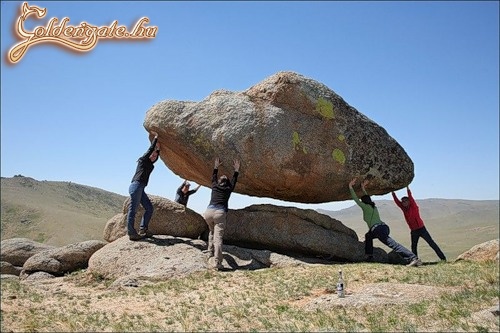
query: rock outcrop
[
  {"left": 88, "top": 235, "right": 337, "bottom": 281},
  {"left": 144, "top": 71, "right": 413, "bottom": 203},
  {"left": 89, "top": 236, "right": 207, "bottom": 280},
  {"left": 103, "top": 195, "right": 208, "bottom": 242},
  {"left": 105, "top": 200, "right": 387, "bottom": 263},
  {"left": 456, "top": 239, "right": 499, "bottom": 262},
  {"left": 21, "top": 240, "right": 106, "bottom": 276},
  {"left": 225, "top": 204, "right": 387, "bottom": 262}
]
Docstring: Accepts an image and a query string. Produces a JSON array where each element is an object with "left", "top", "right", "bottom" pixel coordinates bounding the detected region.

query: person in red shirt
[{"left": 392, "top": 186, "right": 447, "bottom": 261}]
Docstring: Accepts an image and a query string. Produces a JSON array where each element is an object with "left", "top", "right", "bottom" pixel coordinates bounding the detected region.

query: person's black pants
[
  {"left": 365, "top": 224, "right": 416, "bottom": 261},
  {"left": 411, "top": 226, "right": 446, "bottom": 260}
]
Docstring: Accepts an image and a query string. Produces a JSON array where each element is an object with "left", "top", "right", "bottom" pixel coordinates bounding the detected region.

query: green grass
[{"left": 1, "top": 260, "right": 498, "bottom": 332}]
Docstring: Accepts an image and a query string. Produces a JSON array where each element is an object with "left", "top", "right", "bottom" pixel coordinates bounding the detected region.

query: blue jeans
[
  {"left": 126, "top": 181, "right": 153, "bottom": 235},
  {"left": 365, "top": 224, "right": 416, "bottom": 262},
  {"left": 411, "top": 226, "right": 446, "bottom": 260}
]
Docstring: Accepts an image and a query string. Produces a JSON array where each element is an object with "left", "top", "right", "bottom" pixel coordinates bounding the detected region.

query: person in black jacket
[
  {"left": 126, "top": 132, "right": 161, "bottom": 241},
  {"left": 175, "top": 180, "right": 201, "bottom": 207},
  {"left": 203, "top": 157, "right": 240, "bottom": 270}
]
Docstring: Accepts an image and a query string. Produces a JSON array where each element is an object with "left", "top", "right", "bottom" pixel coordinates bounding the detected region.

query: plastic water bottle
[{"left": 336, "top": 270, "right": 345, "bottom": 298}]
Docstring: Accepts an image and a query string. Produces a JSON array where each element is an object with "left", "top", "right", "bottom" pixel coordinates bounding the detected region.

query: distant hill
[
  {"left": 1, "top": 176, "right": 498, "bottom": 261},
  {"left": 1, "top": 176, "right": 126, "bottom": 246},
  {"left": 318, "top": 198, "right": 499, "bottom": 261}
]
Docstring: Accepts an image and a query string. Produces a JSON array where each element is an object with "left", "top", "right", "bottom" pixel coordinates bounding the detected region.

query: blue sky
[{"left": 1, "top": 1, "right": 499, "bottom": 216}]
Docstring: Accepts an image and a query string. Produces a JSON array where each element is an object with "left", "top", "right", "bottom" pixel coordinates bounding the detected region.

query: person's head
[
  {"left": 361, "top": 195, "right": 375, "bottom": 207},
  {"left": 218, "top": 175, "right": 229, "bottom": 186},
  {"left": 149, "top": 149, "right": 160, "bottom": 162},
  {"left": 401, "top": 196, "right": 410, "bottom": 208},
  {"left": 182, "top": 182, "right": 191, "bottom": 193}
]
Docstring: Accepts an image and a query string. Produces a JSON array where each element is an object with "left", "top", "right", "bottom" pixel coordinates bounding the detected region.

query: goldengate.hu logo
[{"left": 7, "top": 2, "right": 158, "bottom": 64}]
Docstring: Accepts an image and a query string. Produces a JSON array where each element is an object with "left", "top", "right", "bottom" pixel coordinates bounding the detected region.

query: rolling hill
[{"left": 1, "top": 176, "right": 126, "bottom": 246}]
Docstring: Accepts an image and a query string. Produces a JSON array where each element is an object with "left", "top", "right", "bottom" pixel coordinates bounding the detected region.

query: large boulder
[
  {"left": 105, "top": 200, "right": 389, "bottom": 263},
  {"left": 88, "top": 235, "right": 344, "bottom": 281},
  {"left": 144, "top": 71, "right": 413, "bottom": 203},
  {"left": 225, "top": 204, "right": 387, "bottom": 262},
  {"left": 103, "top": 195, "right": 208, "bottom": 242},
  {"left": 88, "top": 236, "right": 208, "bottom": 280},
  {"left": 22, "top": 240, "right": 106, "bottom": 276},
  {"left": 0, "top": 238, "right": 55, "bottom": 266}
]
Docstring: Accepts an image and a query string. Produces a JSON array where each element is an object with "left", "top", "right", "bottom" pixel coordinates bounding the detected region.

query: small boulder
[
  {"left": 22, "top": 240, "right": 106, "bottom": 276},
  {"left": 456, "top": 239, "right": 499, "bottom": 262},
  {"left": 0, "top": 261, "right": 22, "bottom": 276}
]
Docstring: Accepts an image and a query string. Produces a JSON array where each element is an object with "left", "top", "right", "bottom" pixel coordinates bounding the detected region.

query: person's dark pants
[
  {"left": 411, "top": 226, "right": 446, "bottom": 260},
  {"left": 365, "top": 224, "right": 416, "bottom": 262},
  {"left": 127, "top": 181, "right": 153, "bottom": 235}
]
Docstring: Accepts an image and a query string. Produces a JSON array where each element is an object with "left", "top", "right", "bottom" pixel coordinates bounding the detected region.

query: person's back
[
  {"left": 207, "top": 168, "right": 238, "bottom": 212},
  {"left": 349, "top": 184, "right": 382, "bottom": 229},
  {"left": 203, "top": 158, "right": 240, "bottom": 270}
]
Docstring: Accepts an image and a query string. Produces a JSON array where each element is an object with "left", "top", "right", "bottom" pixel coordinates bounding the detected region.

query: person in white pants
[{"left": 203, "top": 157, "right": 240, "bottom": 270}]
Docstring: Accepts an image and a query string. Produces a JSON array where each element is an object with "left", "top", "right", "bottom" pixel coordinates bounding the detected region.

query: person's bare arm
[{"left": 361, "top": 179, "right": 369, "bottom": 195}]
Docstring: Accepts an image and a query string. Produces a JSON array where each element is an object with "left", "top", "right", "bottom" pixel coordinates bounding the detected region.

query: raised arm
[
  {"left": 231, "top": 159, "right": 240, "bottom": 189},
  {"left": 349, "top": 178, "right": 362, "bottom": 206},
  {"left": 177, "top": 181, "right": 185, "bottom": 193},
  {"left": 211, "top": 158, "right": 220, "bottom": 185},
  {"left": 142, "top": 132, "right": 158, "bottom": 158},
  {"left": 392, "top": 190, "right": 403, "bottom": 208},
  {"left": 361, "top": 179, "right": 370, "bottom": 196},
  {"left": 407, "top": 186, "right": 417, "bottom": 206}
]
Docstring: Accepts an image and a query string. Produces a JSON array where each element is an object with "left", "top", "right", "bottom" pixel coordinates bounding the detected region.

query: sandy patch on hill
[{"left": 294, "top": 283, "right": 457, "bottom": 310}]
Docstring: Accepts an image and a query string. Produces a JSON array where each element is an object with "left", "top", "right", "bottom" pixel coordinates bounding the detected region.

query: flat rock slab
[{"left": 299, "top": 283, "right": 456, "bottom": 310}]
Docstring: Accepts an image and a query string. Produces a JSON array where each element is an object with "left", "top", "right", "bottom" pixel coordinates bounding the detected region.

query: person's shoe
[
  {"left": 364, "top": 255, "right": 374, "bottom": 262},
  {"left": 129, "top": 233, "right": 143, "bottom": 241},
  {"left": 407, "top": 258, "right": 422, "bottom": 267},
  {"left": 138, "top": 228, "right": 153, "bottom": 238},
  {"left": 207, "top": 257, "right": 223, "bottom": 270},
  {"left": 202, "top": 249, "right": 214, "bottom": 258}
]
